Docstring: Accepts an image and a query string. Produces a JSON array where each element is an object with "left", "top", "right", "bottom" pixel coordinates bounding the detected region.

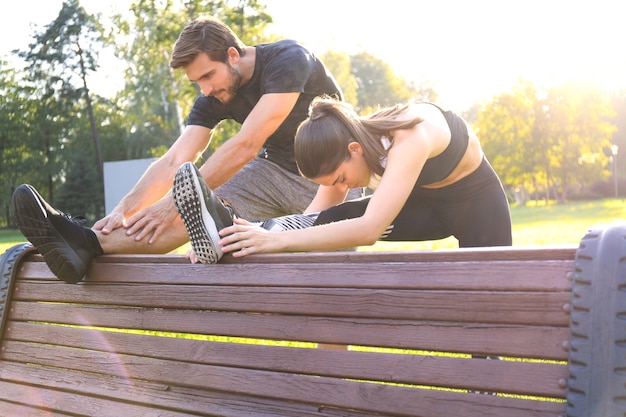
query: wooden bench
[{"left": 1, "top": 221, "right": 625, "bottom": 417}]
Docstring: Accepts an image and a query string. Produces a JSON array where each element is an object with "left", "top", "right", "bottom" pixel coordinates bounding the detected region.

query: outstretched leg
[{"left": 258, "top": 212, "right": 320, "bottom": 232}]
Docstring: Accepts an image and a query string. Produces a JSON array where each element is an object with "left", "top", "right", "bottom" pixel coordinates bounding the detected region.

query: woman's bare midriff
[{"left": 421, "top": 122, "right": 484, "bottom": 189}]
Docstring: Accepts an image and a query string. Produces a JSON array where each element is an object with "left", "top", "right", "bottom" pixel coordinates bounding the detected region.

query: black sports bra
[{"left": 414, "top": 104, "right": 469, "bottom": 185}]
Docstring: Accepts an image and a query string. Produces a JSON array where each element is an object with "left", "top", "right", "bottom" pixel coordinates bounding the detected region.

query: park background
[{"left": 1, "top": 0, "right": 625, "bottom": 251}]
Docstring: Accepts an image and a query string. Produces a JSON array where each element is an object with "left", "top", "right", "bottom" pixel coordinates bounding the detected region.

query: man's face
[{"left": 184, "top": 51, "right": 242, "bottom": 104}]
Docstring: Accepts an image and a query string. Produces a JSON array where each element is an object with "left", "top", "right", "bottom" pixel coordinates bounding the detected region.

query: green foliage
[
  {"left": 319, "top": 51, "right": 359, "bottom": 106},
  {"left": 56, "top": 156, "right": 103, "bottom": 223},
  {"left": 8, "top": 0, "right": 109, "bottom": 219},
  {"left": 350, "top": 51, "right": 418, "bottom": 111},
  {"left": 346, "top": 51, "right": 437, "bottom": 114},
  {"left": 110, "top": 0, "right": 274, "bottom": 159},
  {"left": 476, "top": 79, "right": 617, "bottom": 203},
  {"left": 0, "top": 63, "right": 36, "bottom": 226}
]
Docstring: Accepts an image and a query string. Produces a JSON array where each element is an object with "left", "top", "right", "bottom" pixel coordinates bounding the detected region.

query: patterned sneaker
[
  {"left": 11, "top": 184, "right": 104, "bottom": 284},
  {"left": 172, "top": 162, "right": 234, "bottom": 263}
]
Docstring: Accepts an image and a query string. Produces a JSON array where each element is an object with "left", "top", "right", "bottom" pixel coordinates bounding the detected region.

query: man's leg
[
  {"left": 95, "top": 217, "right": 190, "bottom": 254},
  {"left": 215, "top": 158, "right": 319, "bottom": 221},
  {"left": 12, "top": 184, "right": 190, "bottom": 283}
]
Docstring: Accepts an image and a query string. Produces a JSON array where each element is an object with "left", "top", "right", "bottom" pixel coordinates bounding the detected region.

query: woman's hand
[{"left": 218, "top": 218, "right": 281, "bottom": 257}]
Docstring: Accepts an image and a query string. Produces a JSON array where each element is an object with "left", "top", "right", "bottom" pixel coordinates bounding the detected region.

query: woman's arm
[{"left": 219, "top": 121, "right": 444, "bottom": 256}]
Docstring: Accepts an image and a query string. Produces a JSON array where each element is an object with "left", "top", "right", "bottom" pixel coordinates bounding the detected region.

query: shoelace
[{"left": 60, "top": 212, "right": 89, "bottom": 227}]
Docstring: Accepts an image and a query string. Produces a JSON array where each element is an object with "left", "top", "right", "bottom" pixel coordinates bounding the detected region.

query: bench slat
[
  {"left": 3, "top": 323, "right": 567, "bottom": 397},
  {"left": 0, "top": 400, "right": 60, "bottom": 417},
  {"left": 13, "top": 281, "right": 572, "bottom": 326},
  {"left": 90, "top": 261, "right": 574, "bottom": 290},
  {"left": 1, "top": 362, "right": 380, "bottom": 417},
  {"left": 8, "top": 300, "right": 570, "bottom": 359},
  {"left": 1, "top": 342, "right": 566, "bottom": 417},
  {"left": 98, "top": 247, "right": 579, "bottom": 263},
  {"left": 0, "top": 379, "right": 195, "bottom": 417},
  {"left": 21, "top": 257, "right": 574, "bottom": 291}
]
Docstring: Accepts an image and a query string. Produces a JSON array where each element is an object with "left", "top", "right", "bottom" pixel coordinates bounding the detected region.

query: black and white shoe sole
[{"left": 173, "top": 163, "right": 222, "bottom": 264}]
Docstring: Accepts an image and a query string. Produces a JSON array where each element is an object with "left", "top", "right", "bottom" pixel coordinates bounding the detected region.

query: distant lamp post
[{"left": 611, "top": 144, "right": 619, "bottom": 198}]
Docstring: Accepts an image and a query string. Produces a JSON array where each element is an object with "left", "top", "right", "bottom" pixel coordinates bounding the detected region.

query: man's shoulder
[{"left": 256, "top": 39, "right": 310, "bottom": 58}]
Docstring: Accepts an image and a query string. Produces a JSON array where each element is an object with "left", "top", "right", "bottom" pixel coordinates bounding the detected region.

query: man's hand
[
  {"left": 93, "top": 211, "right": 127, "bottom": 234},
  {"left": 123, "top": 196, "right": 179, "bottom": 244}
]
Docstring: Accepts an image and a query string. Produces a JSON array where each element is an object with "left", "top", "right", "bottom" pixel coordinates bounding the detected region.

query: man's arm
[
  {"left": 94, "top": 125, "right": 213, "bottom": 234},
  {"left": 199, "top": 92, "right": 300, "bottom": 188},
  {"left": 98, "top": 92, "right": 301, "bottom": 242}
]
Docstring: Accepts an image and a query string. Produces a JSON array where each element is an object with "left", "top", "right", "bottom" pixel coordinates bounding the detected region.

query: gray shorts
[{"left": 215, "top": 158, "right": 362, "bottom": 221}]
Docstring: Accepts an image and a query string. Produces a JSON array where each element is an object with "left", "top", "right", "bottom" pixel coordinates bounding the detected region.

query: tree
[
  {"left": 476, "top": 79, "right": 537, "bottom": 203},
  {"left": 535, "top": 84, "right": 615, "bottom": 201},
  {"left": 112, "top": 0, "right": 273, "bottom": 162},
  {"left": 0, "top": 62, "right": 37, "bottom": 225},
  {"left": 610, "top": 90, "right": 626, "bottom": 194},
  {"left": 15, "top": 0, "right": 107, "bottom": 209},
  {"left": 349, "top": 51, "right": 420, "bottom": 112},
  {"left": 320, "top": 51, "right": 358, "bottom": 106},
  {"left": 476, "top": 80, "right": 617, "bottom": 203}
]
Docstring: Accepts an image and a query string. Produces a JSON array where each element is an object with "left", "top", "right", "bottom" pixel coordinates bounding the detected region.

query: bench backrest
[{"left": 0, "top": 244, "right": 577, "bottom": 417}]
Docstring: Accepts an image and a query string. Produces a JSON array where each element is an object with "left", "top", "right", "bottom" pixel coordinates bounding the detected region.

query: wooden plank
[
  {"left": 0, "top": 401, "right": 65, "bottom": 417},
  {"left": 0, "top": 342, "right": 566, "bottom": 417},
  {"left": 19, "top": 257, "right": 574, "bottom": 291},
  {"left": 12, "top": 281, "right": 572, "bottom": 325},
  {"left": 19, "top": 246, "right": 578, "bottom": 270},
  {"left": 0, "top": 379, "right": 198, "bottom": 416},
  {"left": 8, "top": 301, "right": 570, "bottom": 359},
  {"left": 4, "top": 323, "right": 568, "bottom": 397},
  {"left": 0, "top": 361, "right": 381, "bottom": 417},
  {"left": 87, "top": 260, "right": 575, "bottom": 290},
  {"left": 92, "top": 246, "right": 578, "bottom": 263}
]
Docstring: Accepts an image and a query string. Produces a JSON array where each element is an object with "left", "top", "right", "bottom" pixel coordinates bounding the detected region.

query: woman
[{"left": 173, "top": 98, "right": 512, "bottom": 263}]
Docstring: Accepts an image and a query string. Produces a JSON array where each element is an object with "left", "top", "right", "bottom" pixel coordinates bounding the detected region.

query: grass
[
  {"left": 364, "top": 197, "right": 626, "bottom": 252},
  {"left": 1, "top": 198, "right": 625, "bottom": 255}
]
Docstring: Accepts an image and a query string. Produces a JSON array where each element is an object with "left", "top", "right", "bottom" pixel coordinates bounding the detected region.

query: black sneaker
[
  {"left": 172, "top": 162, "right": 234, "bottom": 264},
  {"left": 11, "top": 184, "right": 103, "bottom": 284}
]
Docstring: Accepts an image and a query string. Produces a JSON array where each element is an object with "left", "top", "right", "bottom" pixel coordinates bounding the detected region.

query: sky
[{"left": 1, "top": 0, "right": 625, "bottom": 111}]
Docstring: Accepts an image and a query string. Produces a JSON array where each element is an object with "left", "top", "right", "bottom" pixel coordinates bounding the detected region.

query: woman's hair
[
  {"left": 170, "top": 16, "right": 245, "bottom": 69},
  {"left": 295, "top": 98, "right": 424, "bottom": 179}
]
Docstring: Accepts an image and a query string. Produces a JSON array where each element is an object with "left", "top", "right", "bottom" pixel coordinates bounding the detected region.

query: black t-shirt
[{"left": 186, "top": 40, "right": 343, "bottom": 174}]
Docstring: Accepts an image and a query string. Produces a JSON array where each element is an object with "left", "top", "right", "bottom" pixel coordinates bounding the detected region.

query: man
[{"left": 12, "top": 16, "right": 355, "bottom": 283}]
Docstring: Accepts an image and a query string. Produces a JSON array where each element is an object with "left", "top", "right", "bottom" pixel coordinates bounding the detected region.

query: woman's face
[{"left": 312, "top": 142, "right": 371, "bottom": 191}]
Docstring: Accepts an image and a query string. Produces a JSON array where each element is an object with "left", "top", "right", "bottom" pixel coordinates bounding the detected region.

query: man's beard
[{"left": 222, "top": 64, "right": 243, "bottom": 103}]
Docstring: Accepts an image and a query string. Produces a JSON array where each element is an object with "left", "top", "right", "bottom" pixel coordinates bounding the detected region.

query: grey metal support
[
  {"left": 0, "top": 243, "right": 34, "bottom": 343},
  {"left": 566, "top": 221, "right": 626, "bottom": 417}
]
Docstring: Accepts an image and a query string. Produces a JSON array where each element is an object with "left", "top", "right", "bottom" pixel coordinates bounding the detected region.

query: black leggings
[{"left": 313, "top": 158, "right": 512, "bottom": 247}]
